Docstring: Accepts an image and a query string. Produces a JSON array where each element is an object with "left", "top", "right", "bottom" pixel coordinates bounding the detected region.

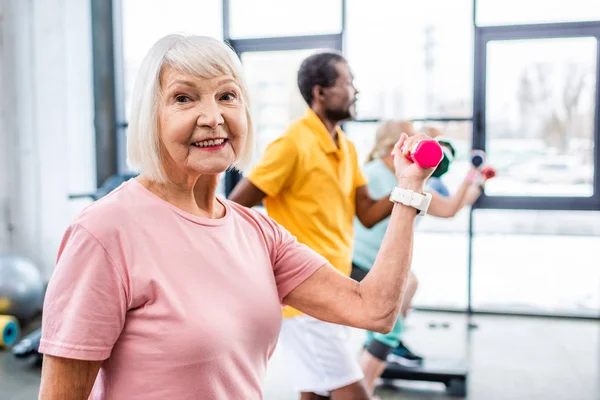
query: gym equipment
[
  {"left": 11, "top": 328, "right": 43, "bottom": 365},
  {"left": 0, "top": 254, "right": 45, "bottom": 322},
  {"left": 381, "top": 358, "right": 468, "bottom": 396},
  {"left": 469, "top": 150, "right": 497, "bottom": 185},
  {"left": 0, "top": 315, "right": 19, "bottom": 347},
  {"left": 471, "top": 150, "right": 485, "bottom": 168},
  {"left": 482, "top": 166, "right": 496, "bottom": 180},
  {"left": 402, "top": 139, "right": 443, "bottom": 169},
  {"left": 431, "top": 140, "right": 456, "bottom": 178}
]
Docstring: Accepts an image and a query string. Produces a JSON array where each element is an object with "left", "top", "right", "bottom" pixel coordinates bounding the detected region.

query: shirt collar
[{"left": 303, "top": 109, "right": 346, "bottom": 154}]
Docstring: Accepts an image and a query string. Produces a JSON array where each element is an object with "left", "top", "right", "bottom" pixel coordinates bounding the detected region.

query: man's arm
[
  {"left": 39, "top": 355, "right": 102, "bottom": 400},
  {"left": 354, "top": 185, "right": 396, "bottom": 229},
  {"left": 228, "top": 178, "right": 267, "bottom": 208}
]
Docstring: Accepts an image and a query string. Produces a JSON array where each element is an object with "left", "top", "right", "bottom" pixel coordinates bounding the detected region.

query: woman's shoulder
[
  {"left": 71, "top": 179, "right": 140, "bottom": 239},
  {"left": 225, "top": 200, "right": 271, "bottom": 224},
  {"left": 224, "top": 200, "right": 282, "bottom": 235}
]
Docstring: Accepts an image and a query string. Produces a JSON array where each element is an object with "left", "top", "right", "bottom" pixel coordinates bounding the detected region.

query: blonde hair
[
  {"left": 422, "top": 126, "right": 443, "bottom": 139},
  {"left": 367, "top": 120, "right": 416, "bottom": 162},
  {"left": 126, "top": 34, "right": 254, "bottom": 182}
]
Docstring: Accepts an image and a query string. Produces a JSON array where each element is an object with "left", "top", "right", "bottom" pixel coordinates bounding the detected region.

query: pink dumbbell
[{"left": 402, "top": 139, "right": 444, "bottom": 169}]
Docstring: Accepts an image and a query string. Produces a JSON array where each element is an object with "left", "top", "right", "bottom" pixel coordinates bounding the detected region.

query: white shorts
[{"left": 279, "top": 315, "right": 364, "bottom": 396}]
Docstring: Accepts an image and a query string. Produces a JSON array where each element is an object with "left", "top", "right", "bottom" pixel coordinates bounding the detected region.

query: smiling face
[{"left": 157, "top": 65, "right": 248, "bottom": 178}]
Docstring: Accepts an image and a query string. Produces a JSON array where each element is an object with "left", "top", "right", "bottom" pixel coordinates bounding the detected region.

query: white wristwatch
[{"left": 389, "top": 187, "right": 432, "bottom": 216}]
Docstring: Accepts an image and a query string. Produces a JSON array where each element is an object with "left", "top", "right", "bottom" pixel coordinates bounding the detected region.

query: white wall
[
  {"left": 0, "top": 0, "right": 96, "bottom": 278},
  {"left": 0, "top": 1, "right": 10, "bottom": 253}
]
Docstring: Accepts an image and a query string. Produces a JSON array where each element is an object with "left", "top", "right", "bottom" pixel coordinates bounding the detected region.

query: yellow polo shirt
[{"left": 248, "top": 109, "right": 367, "bottom": 318}]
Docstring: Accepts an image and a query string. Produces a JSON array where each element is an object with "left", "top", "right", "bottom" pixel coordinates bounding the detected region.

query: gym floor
[{"left": 1, "top": 312, "right": 598, "bottom": 400}]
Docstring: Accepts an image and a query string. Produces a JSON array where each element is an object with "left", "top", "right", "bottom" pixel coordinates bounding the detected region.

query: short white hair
[{"left": 126, "top": 34, "right": 254, "bottom": 182}]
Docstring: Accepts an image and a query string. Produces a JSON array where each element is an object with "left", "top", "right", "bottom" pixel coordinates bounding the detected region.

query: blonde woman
[{"left": 353, "top": 120, "right": 487, "bottom": 395}]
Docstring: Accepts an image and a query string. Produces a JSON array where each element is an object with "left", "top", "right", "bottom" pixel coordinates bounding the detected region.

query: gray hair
[{"left": 126, "top": 34, "right": 254, "bottom": 182}]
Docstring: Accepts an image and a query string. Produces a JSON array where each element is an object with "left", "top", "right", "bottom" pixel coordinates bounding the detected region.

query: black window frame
[{"left": 473, "top": 21, "right": 600, "bottom": 211}]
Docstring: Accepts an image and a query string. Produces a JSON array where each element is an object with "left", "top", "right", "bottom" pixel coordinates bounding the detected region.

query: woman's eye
[
  {"left": 221, "top": 92, "right": 236, "bottom": 101},
  {"left": 175, "top": 95, "right": 191, "bottom": 103}
]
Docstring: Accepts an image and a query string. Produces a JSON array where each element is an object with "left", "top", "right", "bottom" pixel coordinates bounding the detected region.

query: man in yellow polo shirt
[{"left": 229, "top": 51, "right": 398, "bottom": 399}]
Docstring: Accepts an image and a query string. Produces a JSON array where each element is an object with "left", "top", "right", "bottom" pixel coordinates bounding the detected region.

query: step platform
[{"left": 380, "top": 358, "right": 468, "bottom": 396}]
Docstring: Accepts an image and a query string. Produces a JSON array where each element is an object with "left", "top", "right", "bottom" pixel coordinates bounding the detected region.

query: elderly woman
[{"left": 38, "top": 35, "right": 434, "bottom": 400}]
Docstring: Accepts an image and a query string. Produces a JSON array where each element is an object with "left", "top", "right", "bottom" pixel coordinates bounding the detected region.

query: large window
[
  {"left": 474, "top": 22, "right": 600, "bottom": 211},
  {"left": 346, "top": 0, "right": 473, "bottom": 120},
  {"left": 484, "top": 37, "right": 597, "bottom": 197},
  {"left": 228, "top": 0, "right": 342, "bottom": 39},
  {"left": 472, "top": 210, "right": 600, "bottom": 317},
  {"left": 472, "top": 20, "right": 600, "bottom": 317},
  {"left": 109, "top": 1, "right": 600, "bottom": 318},
  {"left": 476, "top": 0, "right": 600, "bottom": 26}
]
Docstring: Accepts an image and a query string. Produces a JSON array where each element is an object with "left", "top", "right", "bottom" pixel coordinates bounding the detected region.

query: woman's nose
[{"left": 196, "top": 100, "right": 224, "bottom": 130}]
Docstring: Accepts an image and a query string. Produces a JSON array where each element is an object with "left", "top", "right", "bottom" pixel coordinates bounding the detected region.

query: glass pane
[
  {"left": 121, "top": 0, "right": 222, "bottom": 117},
  {"left": 241, "top": 50, "right": 315, "bottom": 169},
  {"left": 412, "top": 121, "right": 473, "bottom": 309},
  {"left": 485, "top": 37, "right": 597, "bottom": 197},
  {"left": 344, "top": 122, "right": 379, "bottom": 165},
  {"left": 346, "top": 0, "right": 473, "bottom": 119},
  {"left": 477, "top": 0, "right": 600, "bottom": 26},
  {"left": 228, "top": 0, "right": 342, "bottom": 39},
  {"left": 472, "top": 209, "right": 600, "bottom": 316},
  {"left": 412, "top": 232, "right": 469, "bottom": 309},
  {"left": 346, "top": 121, "right": 474, "bottom": 309}
]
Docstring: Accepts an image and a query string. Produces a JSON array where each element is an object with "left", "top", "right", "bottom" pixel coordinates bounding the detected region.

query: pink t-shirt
[{"left": 39, "top": 179, "right": 326, "bottom": 399}]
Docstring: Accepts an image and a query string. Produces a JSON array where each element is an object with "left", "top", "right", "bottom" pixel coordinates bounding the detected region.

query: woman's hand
[
  {"left": 392, "top": 133, "right": 437, "bottom": 192},
  {"left": 464, "top": 167, "right": 483, "bottom": 185}
]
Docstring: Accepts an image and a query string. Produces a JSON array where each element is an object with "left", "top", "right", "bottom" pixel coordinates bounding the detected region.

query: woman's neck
[{"left": 137, "top": 173, "right": 225, "bottom": 219}]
